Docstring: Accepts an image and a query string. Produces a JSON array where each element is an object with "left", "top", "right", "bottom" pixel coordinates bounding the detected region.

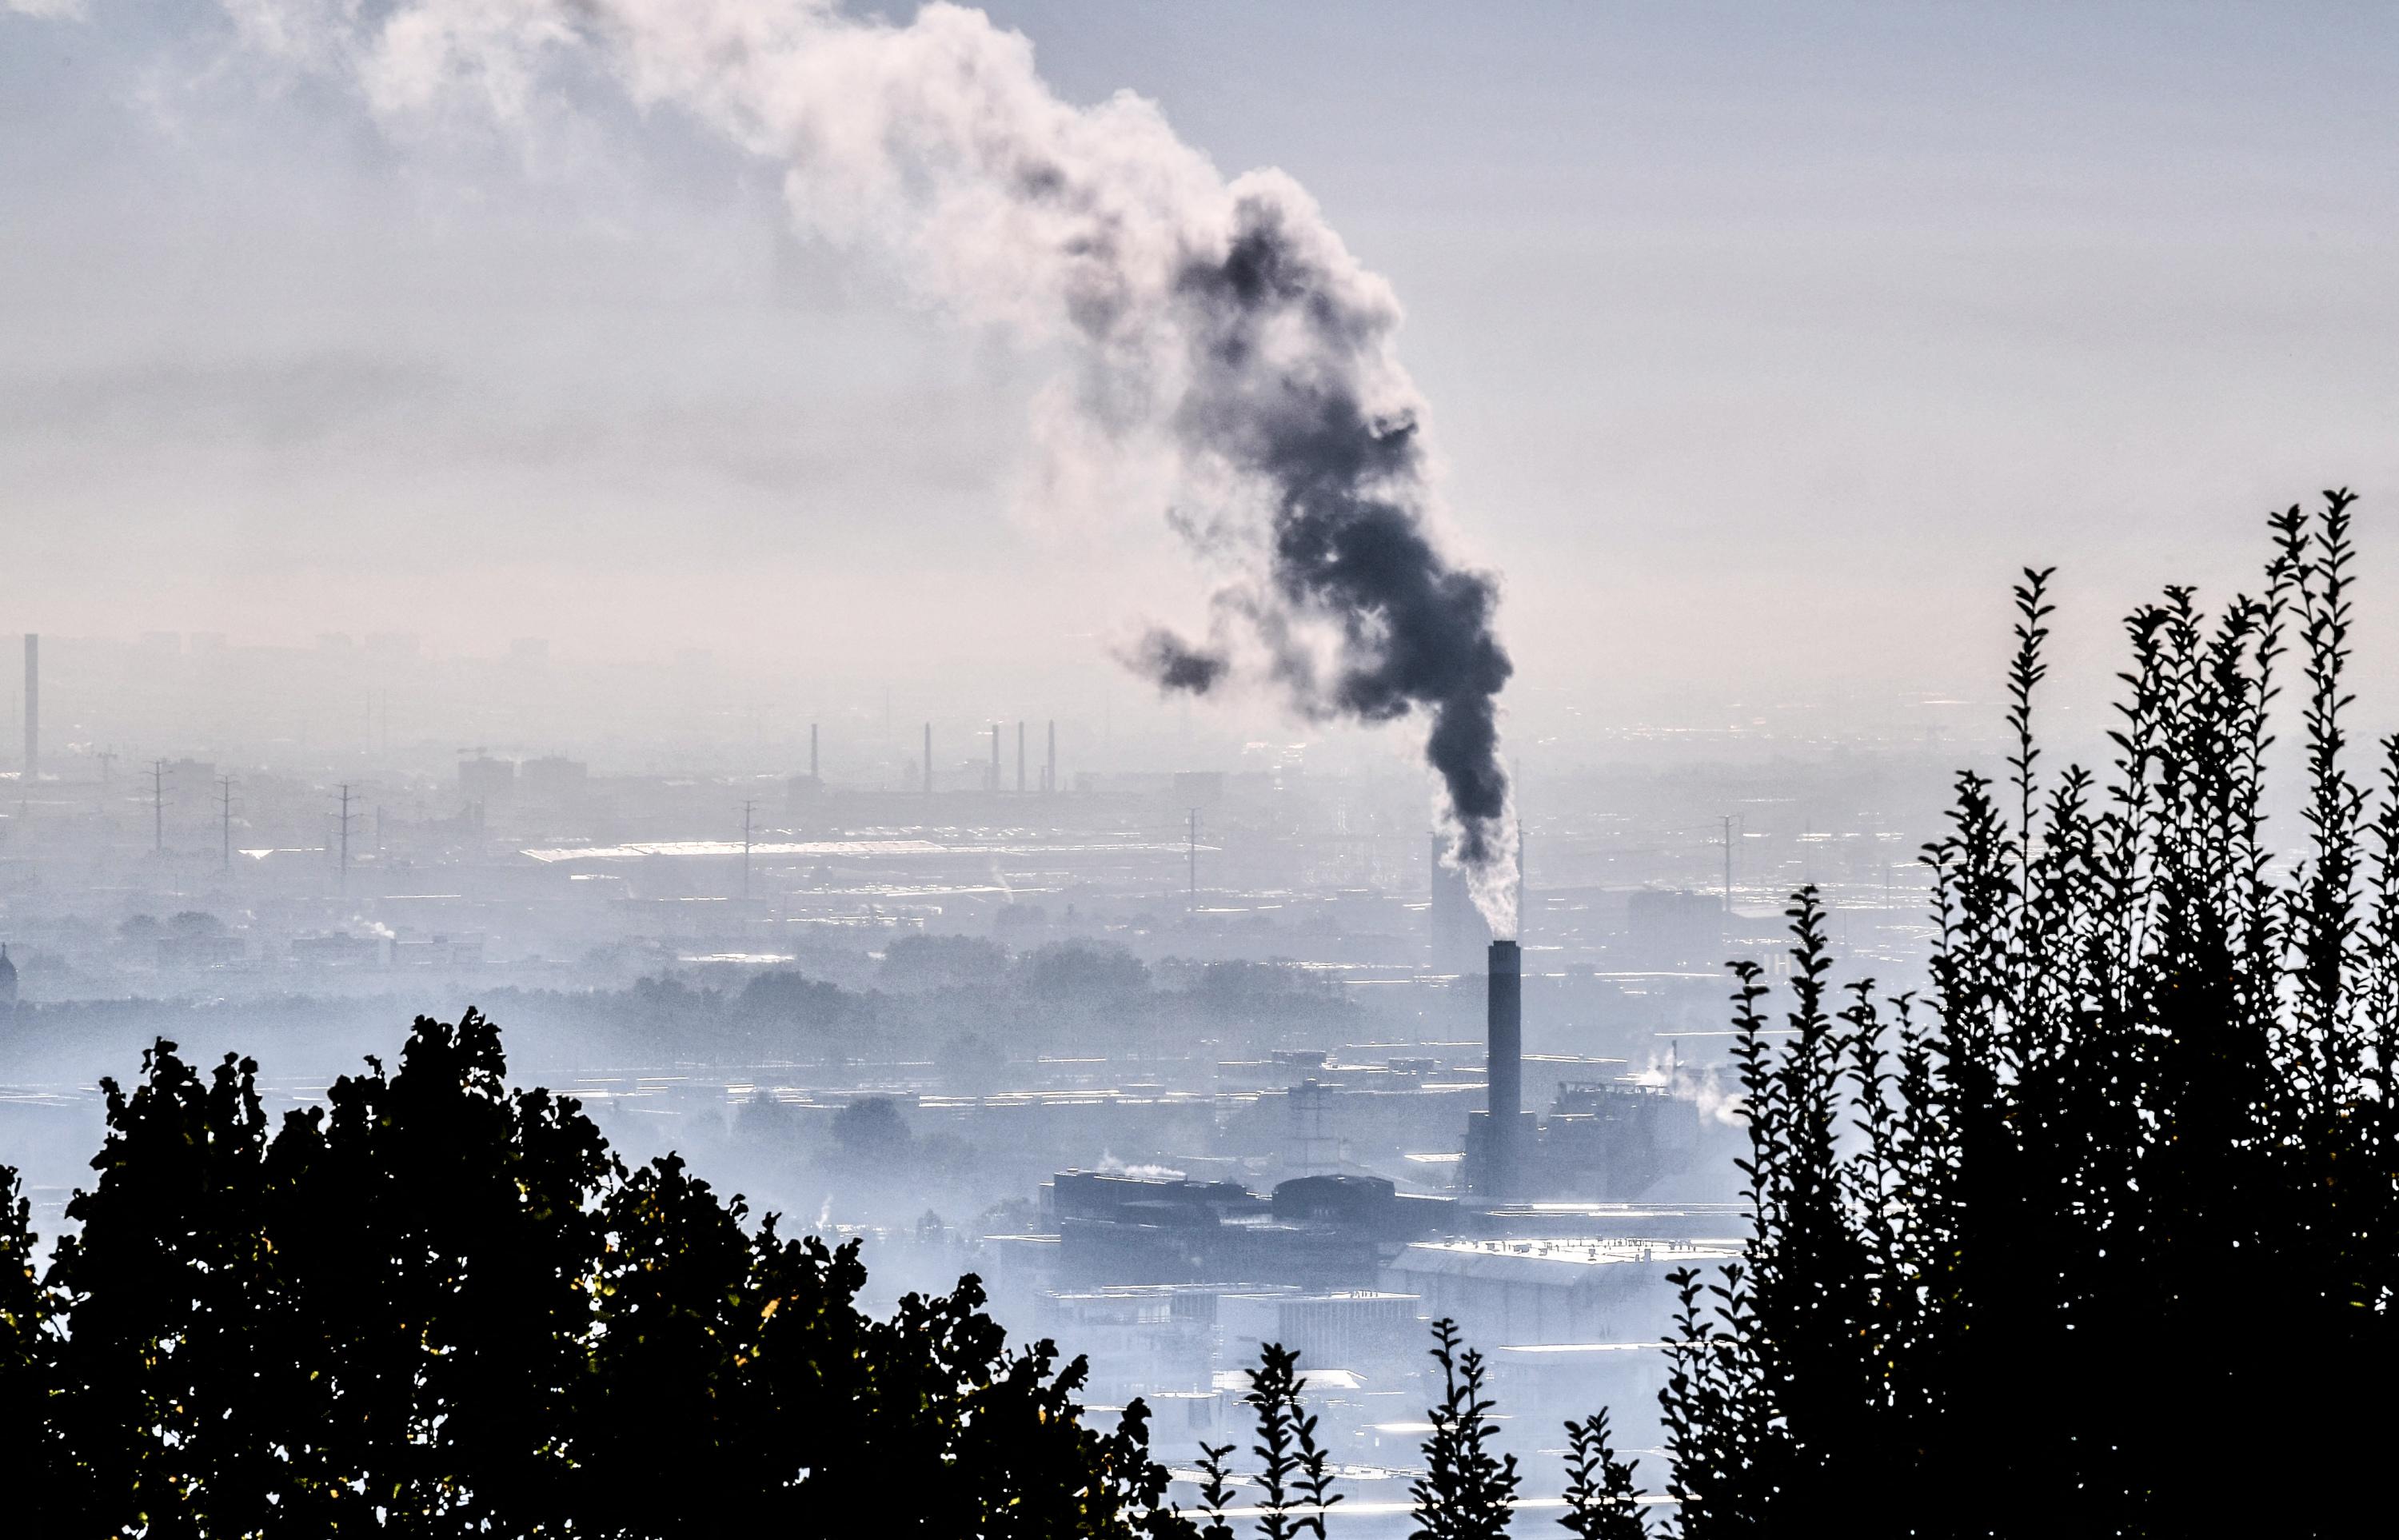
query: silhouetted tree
[
  {"left": 1558, "top": 1410, "right": 1643, "bottom": 1540},
  {"left": 1195, "top": 1441, "right": 1239, "bottom": 1540},
  {"left": 1410, "top": 1318, "right": 1519, "bottom": 1540},
  {"left": 1641, "top": 491, "right": 2399, "bottom": 1537},
  {"left": 1, "top": 1009, "right": 1196, "bottom": 1538},
  {"left": 1242, "top": 1343, "right": 1305, "bottom": 1540},
  {"left": 1237, "top": 1342, "right": 1341, "bottom": 1540},
  {"left": 0, "top": 1170, "right": 62, "bottom": 1530}
]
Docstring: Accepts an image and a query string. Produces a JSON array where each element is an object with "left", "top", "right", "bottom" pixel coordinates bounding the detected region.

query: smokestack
[
  {"left": 990, "top": 722, "right": 1000, "bottom": 792},
  {"left": 810, "top": 722, "right": 818, "bottom": 782},
  {"left": 923, "top": 723, "right": 932, "bottom": 796},
  {"left": 20, "top": 635, "right": 34, "bottom": 786},
  {"left": 1016, "top": 720, "right": 1025, "bottom": 794},
  {"left": 1046, "top": 720, "right": 1056, "bottom": 794},
  {"left": 1486, "top": 938, "right": 1523, "bottom": 1199}
]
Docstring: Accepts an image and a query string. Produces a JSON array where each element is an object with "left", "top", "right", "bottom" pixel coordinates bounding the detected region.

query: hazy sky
[{"left": 6, "top": 1, "right": 2397, "bottom": 750}]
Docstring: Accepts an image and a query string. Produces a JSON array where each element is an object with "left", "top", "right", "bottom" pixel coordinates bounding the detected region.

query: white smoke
[
  {"left": 1096, "top": 1152, "right": 1187, "bottom": 1182},
  {"left": 1631, "top": 1047, "right": 1743, "bottom": 1127},
  {"left": 199, "top": 0, "right": 1519, "bottom": 927}
]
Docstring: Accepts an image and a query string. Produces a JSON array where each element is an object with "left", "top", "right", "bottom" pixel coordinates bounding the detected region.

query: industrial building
[
  {"left": 1380, "top": 1237, "right": 1737, "bottom": 1346},
  {"left": 1465, "top": 937, "right": 1707, "bottom": 1201}
]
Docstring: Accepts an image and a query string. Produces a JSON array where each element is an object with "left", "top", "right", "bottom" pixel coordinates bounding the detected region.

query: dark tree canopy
[
  {"left": 1651, "top": 493, "right": 2399, "bottom": 1537},
  {"left": 1, "top": 1010, "right": 1194, "bottom": 1538}
]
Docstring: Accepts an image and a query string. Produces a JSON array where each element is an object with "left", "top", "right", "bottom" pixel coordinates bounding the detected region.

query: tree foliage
[
  {"left": 1409, "top": 1318, "right": 1519, "bottom": 1540},
  {"left": 1654, "top": 492, "right": 2399, "bottom": 1536},
  {"left": 1559, "top": 1410, "right": 1644, "bottom": 1540},
  {"left": 1238, "top": 1342, "right": 1342, "bottom": 1540},
  {"left": 0, "top": 1009, "right": 1195, "bottom": 1538}
]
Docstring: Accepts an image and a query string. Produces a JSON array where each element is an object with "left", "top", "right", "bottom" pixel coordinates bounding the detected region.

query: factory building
[
  {"left": 1047, "top": 1169, "right": 1455, "bottom": 1290},
  {"left": 1467, "top": 936, "right": 1706, "bottom": 1201},
  {"left": 1218, "top": 1288, "right": 1419, "bottom": 1364},
  {"left": 1379, "top": 1238, "right": 1737, "bottom": 1346}
]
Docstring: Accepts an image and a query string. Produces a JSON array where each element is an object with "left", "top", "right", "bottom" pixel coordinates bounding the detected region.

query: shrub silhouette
[
  {"left": 1, "top": 1009, "right": 1192, "bottom": 1538},
  {"left": 1558, "top": 1410, "right": 1643, "bottom": 1540},
  {"left": 1409, "top": 1318, "right": 1519, "bottom": 1540},
  {"left": 1649, "top": 490, "right": 2399, "bottom": 1537}
]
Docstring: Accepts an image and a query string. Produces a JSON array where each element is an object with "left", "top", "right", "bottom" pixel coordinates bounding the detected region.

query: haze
[{"left": 7, "top": 2, "right": 2394, "bottom": 754}]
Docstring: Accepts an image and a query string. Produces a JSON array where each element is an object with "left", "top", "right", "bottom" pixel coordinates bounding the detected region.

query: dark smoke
[
  {"left": 1132, "top": 192, "right": 1516, "bottom": 886},
  {"left": 1130, "top": 628, "right": 1231, "bottom": 693}
]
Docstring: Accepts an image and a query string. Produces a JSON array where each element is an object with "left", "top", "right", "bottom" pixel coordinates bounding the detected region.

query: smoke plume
[{"left": 207, "top": 0, "right": 1519, "bottom": 926}]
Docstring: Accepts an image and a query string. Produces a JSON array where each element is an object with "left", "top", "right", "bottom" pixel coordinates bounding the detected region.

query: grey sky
[{"left": 4, "top": 1, "right": 2396, "bottom": 752}]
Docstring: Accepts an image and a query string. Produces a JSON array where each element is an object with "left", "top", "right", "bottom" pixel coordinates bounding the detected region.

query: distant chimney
[
  {"left": 810, "top": 722, "right": 819, "bottom": 782},
  {"left": 1486, "top": 938, "right": 1523, "bottom": 1199},
  {"left": 20, "top": 634, "right": 35, "bottom": 786},
  {"left": 923, "top": 722, "right": 932, "bottom": 796},
  {"left": 1046, "top": 720, "right": 1056, "bottom": 793},
  {"left": 1016, "top": 720, "right": 1026, "bottom": 794}
]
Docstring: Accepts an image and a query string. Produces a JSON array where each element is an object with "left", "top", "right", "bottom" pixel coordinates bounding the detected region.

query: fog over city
[{"left": 6, "top": 4, "right": 2398, "bottom": 1535}]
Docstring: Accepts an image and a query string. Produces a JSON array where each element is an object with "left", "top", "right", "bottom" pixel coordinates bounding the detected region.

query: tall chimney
[
  {"left": 989, "top": 722, "right": 1000, "bottom": 791},
  {"left": 923, "top": 722, "right": 932, "bottom": 796},
  {"left": 1016, "top": 720, "right": 1025, "bottom": 793},
  {"left": 21, "top": 634, "right": 35, "bottom": 786},
  {"left": 1046, "top": 719, "right": 1056, "bottom": 793},
  {"left": 1487, "top": 937, "right": 1523, "bottom": 1199},
  {"left": 810, "top": 722, "right": 819, "bottom": 782}
]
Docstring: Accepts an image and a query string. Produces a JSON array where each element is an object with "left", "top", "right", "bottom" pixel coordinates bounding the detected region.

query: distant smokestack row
[
  {"left": 1486, "top": 939, "right": 1523, "bottom": 1199},
  {"left": 20, "top": 634, "right": 35, "bottom": 786},
  {"left": 899, "top": 718, "right": 1062, "bottom": 796}
]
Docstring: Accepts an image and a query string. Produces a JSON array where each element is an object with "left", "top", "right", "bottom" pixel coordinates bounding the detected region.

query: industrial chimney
[
  {"left": 20, "top": 634, "right": 35, "bottom": 786},
  {"left": 1485, "top": 937, "right": 1523, "bottom": 1199}
]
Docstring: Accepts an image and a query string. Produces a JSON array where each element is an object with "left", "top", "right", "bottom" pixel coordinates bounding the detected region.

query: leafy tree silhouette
[
  {"left": 1, "top": 1008, "right": 1196, "bottom": 1538},
  {"left": 1242, "top": 1343, "right": 1307, "bottom": 1540},
  {"left": 1, "top": 1169, "right": 62, "bottom": 1528},
  {"left": 1559, "top": 1410, "right": 1643, "bottom": 1540},
  {"left": 1410, "top": 1318, "right": 1519, "bottom": 1540},
  {"left": 1236, "top": 1342, "right": 1343, "bottom": 1540},
  {"left": 1194, "top": 1440, "right": 1239, "bottom": 1540},
  {"left": 1644, "top": 490, "right": 2399, "bottom": 1537}
]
